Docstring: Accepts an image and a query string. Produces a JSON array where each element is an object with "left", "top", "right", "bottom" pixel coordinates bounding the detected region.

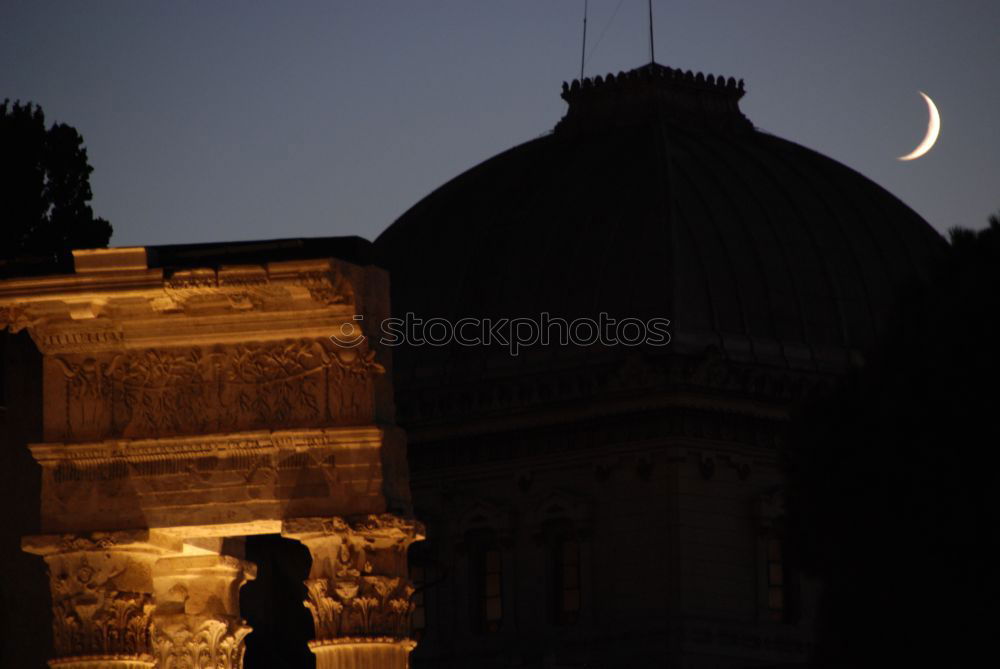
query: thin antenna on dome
[
  {"left": 648, "top": 0, "right": 656, "bottom": 64},
  {"left": 580, "top": 0, "right": 589, "bottom": 80}
]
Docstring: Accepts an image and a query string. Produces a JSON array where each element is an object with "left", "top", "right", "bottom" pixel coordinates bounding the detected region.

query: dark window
[
  {"left": 468, "top": 531, "right": 503, "bottom": 633},
  {"left": 767, "top": 537, "right": 785, "bottom": 621},
  {"left": 765, "top": 535, "right": 800, "bottom": 623},
  {"left": 552, "top": 536, "right": 581, "bottom": 625}
]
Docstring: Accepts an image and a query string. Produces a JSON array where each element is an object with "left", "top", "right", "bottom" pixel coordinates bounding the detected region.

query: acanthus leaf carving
[
  {"left": 304, "top": 575, "right": 415, "bottom": 641},
  {"left": 152, "top": 619, "right": 251, "bottom": 669},
  {"left": 287, "top": 514, "right": 423, "bottom": 644},
  {"left": 0, "top": 303, "right": 30, "bottom": 332},
  {"left": 46, "top": 551, "right": 156, "bottom": 661}
]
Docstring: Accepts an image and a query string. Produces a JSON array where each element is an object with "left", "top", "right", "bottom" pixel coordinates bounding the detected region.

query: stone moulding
[
  {"left": 29, "top": 426, "right": 388, "bottom": 466},
  {"left": 22, "top": 529, "right": 185, "bottom": 557},
  {"left": 0, "top": 257, "right": 363, "bottom": 354},
  {"left": 282, "top": 513, "right": 425, "bottom": 543},
  {"left": 29, "top": 426, "right": 404, "bottom": 536},
  {"left": 307, "top": 641, "right": 417, "bottom": 669},
  {"left": 309, "top": 637, "right": 419, "bottom": 648},
  {"left": 47, "top": 659, "right": 155, "bottom": 669}
]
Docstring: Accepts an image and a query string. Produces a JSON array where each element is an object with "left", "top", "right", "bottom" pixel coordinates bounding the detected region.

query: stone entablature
[
  {"left": 1, "top": 244, "right": 420, "bottom": 668},
  {"left": 31, "top": 426, "right": 403, "bottom": 535},
  {"left": 0, "top": 248, "right": 394, "bottom": 442},
  {"left": 0, "top": 260, "right": 355, "bottom": 348}
]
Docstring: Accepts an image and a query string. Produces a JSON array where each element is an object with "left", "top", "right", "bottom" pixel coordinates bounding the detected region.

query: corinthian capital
[
  {"left": 282, "top": 515, "right": 423, "bottom": 668},
  {"left": 23, "top": 530, "right": 181, "bottom": 669},
  {"left": 150, "top": 555, "right": 256, "bottom": 669}
]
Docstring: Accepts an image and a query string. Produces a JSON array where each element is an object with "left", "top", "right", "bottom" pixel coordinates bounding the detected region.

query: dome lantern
[{"left": 558, "top": 63, "right": 752, "bottom": 134}]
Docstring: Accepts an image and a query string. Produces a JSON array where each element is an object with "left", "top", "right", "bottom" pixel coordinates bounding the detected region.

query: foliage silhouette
[
  {"left": 1, "top": 100, "right": 111, "bottom": 265},
  {"left": 785, "top": 212, "right": 1000, "bottom": 667}
]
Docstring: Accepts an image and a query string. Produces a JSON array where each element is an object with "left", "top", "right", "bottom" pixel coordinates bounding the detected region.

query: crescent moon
[{"left": 898, "top": 91, "right": 940, "bottom": 161}]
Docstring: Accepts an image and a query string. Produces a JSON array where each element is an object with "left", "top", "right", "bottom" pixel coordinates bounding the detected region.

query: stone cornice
[
  {"left": 283, "top": 514, "right": 425, "bottom": 544},
  {"left": 28, "top": 426, "right": 388, "bottom": 467},
  {"left": 0, "top": 250, "right": 363, "bottom": 352},
  {"left": 22, "top": 529, "right": 184, "bottom": 556}
]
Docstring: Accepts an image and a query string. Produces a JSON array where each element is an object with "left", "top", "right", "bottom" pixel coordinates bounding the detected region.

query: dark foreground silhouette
[
  {"left": 0, "top": 100, "right": 111, "bottom": 272},
  {"left": 785, "top": 213, "right": 1000, "bottom": 668}
]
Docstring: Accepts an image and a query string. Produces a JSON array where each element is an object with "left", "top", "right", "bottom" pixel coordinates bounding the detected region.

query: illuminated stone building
[
  {"left": 375, "top": 63, "right": 945, "bottom": 668},
  {"left": 0, "top": 62, "right": 946, "bottom": 669},
  {"left": 0, "top": 240, "right": 422, "bottom": 668}
]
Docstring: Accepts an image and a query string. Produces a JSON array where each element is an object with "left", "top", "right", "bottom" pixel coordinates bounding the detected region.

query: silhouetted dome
[{"left": 376, "top": 63, "right": 945, "bottom": 380}]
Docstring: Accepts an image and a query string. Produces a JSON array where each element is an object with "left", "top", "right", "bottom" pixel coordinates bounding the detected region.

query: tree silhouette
[
  {"left": 0, "top": 100, "right": 112, "bottom": 264},
  {"left": 785, "top": 212, "right": 1000, "bottom": 667}
]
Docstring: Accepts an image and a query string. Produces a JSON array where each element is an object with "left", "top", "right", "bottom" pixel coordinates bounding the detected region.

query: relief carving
[
  {"left": 151, "top": 619, "right": 251, "bottom": 669},
  {"left": 0, "top": 303, "right": 29, "bottom": 332},
  {"left": 150, "top": 555, "right": 256, "bottom": 669},
  {"left": 45, "top": 552, "right": 155, "bottom": 661},
  {"left": 159, "top": 267, "right": 352, "bottom": 311},
  {"left": 53, "top": 339, "right": 384, "bottom": 440},
  {"left": 301, "top": 270, "right": 354, "bottom": 306},
  {"left": 284, "top": 515, "right": 423, "bottom": 644},
  {"left": 52, "top": 591, "right": 154, "bottom": 661},
  {"left": 304, "top": 575, "right": 414, "bottom": 640}
]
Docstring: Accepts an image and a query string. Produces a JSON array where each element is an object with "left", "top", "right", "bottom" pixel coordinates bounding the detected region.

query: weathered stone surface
[
  {"left": 31, "top": 426, "right": 402, "bottom": 535},
  {"left": 23, "top": 530, "right": 181, "bottom": 668},
  {"left": 44, "top": 340, "right": 383, "bottom": 442},
  {"left": 2, "top": 243, "right": 419, "bottom": 667},
  {"left": 151, "top": 555, "right": 256, "bottom": 669},
  {"left": 283, "top": 515, "right": 424, "bottom": 668}
]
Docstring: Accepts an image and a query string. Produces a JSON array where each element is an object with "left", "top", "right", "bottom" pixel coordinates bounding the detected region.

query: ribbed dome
[{"left": 376, "top": 63, "right": 945, "bottom": 376}]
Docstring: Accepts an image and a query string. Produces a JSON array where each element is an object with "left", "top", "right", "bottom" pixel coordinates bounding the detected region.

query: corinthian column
[
  {"left": 150, "top": 555, "right": 256, "bottom": 669},
  {"left": 282, "top": 515, "right": 423, "bottom": 669},
  {"left": 22, "top": 531, "right": 181, "bottom": 669}
]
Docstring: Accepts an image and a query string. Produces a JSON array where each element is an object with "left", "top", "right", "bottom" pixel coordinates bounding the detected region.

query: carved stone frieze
[
  {"left": 157, "top": 269, "right": 351, "bottom": 313},
  {"left": 48, "top": 339, "right": 384, "bottom": 441}
]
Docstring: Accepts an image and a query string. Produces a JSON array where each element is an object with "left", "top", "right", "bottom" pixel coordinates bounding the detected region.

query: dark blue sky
[{"left": 3, "top": 1, "right": 997, "bottom": 246}]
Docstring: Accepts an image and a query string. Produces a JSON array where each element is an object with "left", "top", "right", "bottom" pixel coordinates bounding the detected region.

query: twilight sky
[{"left": 2, "top": 1, "right": 998, "bottom": 247}]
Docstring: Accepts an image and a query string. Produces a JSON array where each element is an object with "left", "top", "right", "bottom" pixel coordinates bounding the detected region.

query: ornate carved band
[{"left": 50, "top": 339, "right": 384, "bottom": 441}]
